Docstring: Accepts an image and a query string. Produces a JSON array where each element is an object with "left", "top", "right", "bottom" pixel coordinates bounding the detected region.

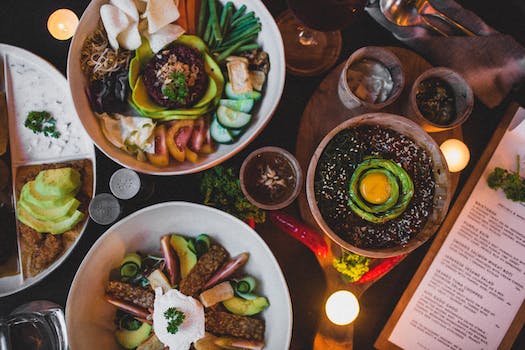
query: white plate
[
  {"left": 67, "top": 0, "right": 285, "bottom": 175},
  {"left": 0, "top": 44, "right": 96, "bottom": 297},
  {"left": 66, "top": 202, "right": 292, "bottom": 349}
]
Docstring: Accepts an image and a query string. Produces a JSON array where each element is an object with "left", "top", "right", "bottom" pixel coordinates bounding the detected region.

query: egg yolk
[{"left": 359, "top": 172, "right": 391, "bottom": 204}]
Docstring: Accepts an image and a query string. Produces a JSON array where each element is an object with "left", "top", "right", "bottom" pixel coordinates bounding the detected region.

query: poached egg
[{"left": 153, "top": 287, "right": 205, "bottom": 350}]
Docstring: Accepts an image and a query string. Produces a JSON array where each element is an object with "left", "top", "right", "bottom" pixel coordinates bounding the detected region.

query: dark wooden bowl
[{"left": 306, "top": 113, "right": 452, "bottom": 258}]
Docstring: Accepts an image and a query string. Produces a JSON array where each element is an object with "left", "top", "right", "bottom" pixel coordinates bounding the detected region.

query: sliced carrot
[
  {"left": 178, "top": 0, "right": 189, "bottom": 32},
  {"left": 186, "top": 0, "right": 200, "bottom": 35}
]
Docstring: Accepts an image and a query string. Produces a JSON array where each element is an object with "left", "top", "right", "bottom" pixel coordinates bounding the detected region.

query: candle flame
[
  {"left": 325, "top": 290, "right": 359, "bottom": 325},
  {"left": 47, "top": 9, "right": 79, "bottom": 40}
]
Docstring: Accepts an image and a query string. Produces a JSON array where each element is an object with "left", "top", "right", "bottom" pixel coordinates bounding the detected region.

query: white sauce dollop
[
  {"left": 99, "top": 113, "right": 155, "bottom": 154},
  {"left": 153, "top": 287, "right": 205, "bottom": 350},
  {"left": 8, "top": 56, "right": 92, "bottom": 162}
]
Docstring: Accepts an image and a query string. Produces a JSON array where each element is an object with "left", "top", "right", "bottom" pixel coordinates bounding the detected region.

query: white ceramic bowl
[
  {"left": 67, "top": 0, "right": 285, "bottom": 175},
  {"left": 66, "top": 202, "right": 292, "bottom": 349}
]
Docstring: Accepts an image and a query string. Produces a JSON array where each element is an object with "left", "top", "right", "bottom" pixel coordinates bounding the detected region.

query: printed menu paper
[{"left": 388, "top": 108, "right": 525, "bottom": 350}]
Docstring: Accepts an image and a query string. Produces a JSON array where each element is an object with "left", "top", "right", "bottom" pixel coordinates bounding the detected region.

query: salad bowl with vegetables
[
  {"left": 66, "top": 202, "right": 292, "bottom": 349},
  {"left": 68, "top": 0, "right": 284, "bottom": 175}
]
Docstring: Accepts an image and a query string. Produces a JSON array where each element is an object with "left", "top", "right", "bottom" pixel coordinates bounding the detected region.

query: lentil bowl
[{"left": 306, "top": 113, "right": 452, "bottom": 258}]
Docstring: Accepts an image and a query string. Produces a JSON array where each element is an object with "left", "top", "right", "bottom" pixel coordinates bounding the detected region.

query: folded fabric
[{"left": 366, "top": 0, "right": 525, "bottom": 108}]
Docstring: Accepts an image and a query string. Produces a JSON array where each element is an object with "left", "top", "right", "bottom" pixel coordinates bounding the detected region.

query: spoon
[
  {"left": 380, "top": 0, "right": 449, "bottom": 36},
  {"left": 414, "top": 0, "right": 476, "bottom": 36}
]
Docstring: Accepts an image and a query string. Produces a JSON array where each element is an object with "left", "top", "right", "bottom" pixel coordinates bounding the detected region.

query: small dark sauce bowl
[{"left": 408, "top": 67, "right": 473, "bottom": 133}]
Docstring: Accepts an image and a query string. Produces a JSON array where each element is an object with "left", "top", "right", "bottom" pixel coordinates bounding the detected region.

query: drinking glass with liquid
[{"left": 277, "top": 0, "right": 368, "bottom": 76}]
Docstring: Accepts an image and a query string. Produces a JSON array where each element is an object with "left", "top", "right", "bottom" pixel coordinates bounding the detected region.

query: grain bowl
[{"left": 306, "top": 113, "right": 451, "bottom": 258}]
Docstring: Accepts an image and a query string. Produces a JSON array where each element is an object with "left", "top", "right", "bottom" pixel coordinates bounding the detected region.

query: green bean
[
  {"left": 227, "top": 24, "right": 261, "bottom": 40},
  {"left": 216, "top": 40, "right": 247, "bottom": 62},
  {"left": 219, "top": 2, "right": 232, "bottom": 27},
  {"left": 197, "top": 0, "right": 208, "bottom": 37},
  {"left": 231, "top": 4, "right": 247, "bottom": 21},
  {"left": 219, "top": 3, "right": 233, "bottom": 40},
  {"left": 220, "top": 27, "right": 260, "bottom": 47},
  {"left": 216, "top": 33, "right": 258, "bottom": 54},
  {"left": 203, "top": 17, "right": 213, "bottom": 43},
  {"left": 234, "top": 43, "right": 260, "bottom": 53},
  {"left": 227, "top": 21, "right": 260, "bottom": 38},
  {"left": 231, "top": 15, "right": 258, "bottom": 29},
  {"left": 231, "top": 11, "right": 255, "bottom": 27},
  {"left": 208, "top": 0, "right": 222, "bottom": 41},
  {"left": 209, "top": 32, "right": 216, "bottom": 48}
]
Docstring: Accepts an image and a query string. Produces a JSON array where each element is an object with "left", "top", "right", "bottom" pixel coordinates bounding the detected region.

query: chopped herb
[
  {"left": 162, "top": 72, "right": 189, "bottom": 104},
  {"left": 333, "top": 250, "right": 371, "bottom": 283},
  {"left": 24, "top": 111, "right": 60, "bottom": 138},
  {"left": 487, "top": 155, "right": 525, "bottom": 202},
  {"left": 164, "top": 307, "right": 185, "bottom": 334},
  {"left": 200, "top": 165, "right": 266, "bottom": 223}
]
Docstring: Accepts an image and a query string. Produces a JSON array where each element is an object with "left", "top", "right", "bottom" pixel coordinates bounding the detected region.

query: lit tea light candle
[
  {"left": 325, "top": 290, "right": 360, "bottom": 325},
  {"left": 440, "top": 139, "right": 470, "bottom": 173},
  {"left": 47, "top": 9, "right": 79, "bottom": 40}
]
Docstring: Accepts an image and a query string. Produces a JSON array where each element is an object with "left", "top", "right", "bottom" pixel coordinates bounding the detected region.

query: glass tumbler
[
  {"left": 338, "top": 46, "right": 405, "bottom": 110},
  {"left": 0, "top": 300, "right": 68, "bottom": 350}
]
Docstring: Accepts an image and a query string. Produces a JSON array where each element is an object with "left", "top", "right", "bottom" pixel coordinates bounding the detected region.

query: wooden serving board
[{"left": 293, "top": 47, "right": 463, "bottom": 350}]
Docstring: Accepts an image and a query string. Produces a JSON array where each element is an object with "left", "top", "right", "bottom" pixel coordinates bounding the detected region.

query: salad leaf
[
  {"left": 200, "top": 165, "right": 265, "bottom": 223},
  {"left": 487, "top": 155, "right": 525, "bottom": 202}
]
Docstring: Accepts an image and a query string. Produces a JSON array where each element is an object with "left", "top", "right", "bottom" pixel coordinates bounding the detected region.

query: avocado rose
[{"left": 348, "top": 157, "right": 414, "bottom": 224}]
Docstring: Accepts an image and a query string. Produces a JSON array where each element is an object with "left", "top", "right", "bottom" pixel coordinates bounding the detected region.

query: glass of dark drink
[{"left": 277, "top": 0, "right": 368, "bottom": 76}]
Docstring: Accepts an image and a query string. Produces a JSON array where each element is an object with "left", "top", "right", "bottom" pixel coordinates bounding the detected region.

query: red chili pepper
[
  {"left": 269, "top": 211, "right": 328, "bottom": 259},
  {"left": 246, "top": 218, "right": 256, "bottom": 229},
  {"left": 355, "top": 254, "right": 406, "bottom": 284}
]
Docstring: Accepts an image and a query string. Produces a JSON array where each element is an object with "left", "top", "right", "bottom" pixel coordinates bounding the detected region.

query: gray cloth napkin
[{"left": 366, "top": 0, "right": 525, "bottom": 108}]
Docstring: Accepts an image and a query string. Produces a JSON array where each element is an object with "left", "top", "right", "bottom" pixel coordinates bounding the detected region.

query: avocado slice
[
  {"left": 115, "top": 322, "right": 152, "bottom": 349},
  {"left": 19, "top": 186, "right": 80, "bottom": 221},
  {"left": 348, "top": 157, "right": 414, "bottom": 224},
  {"left": 170, "top": 234, "right": 197, "bottom": 278},
  {"left": 17, "top": 205, "right": 84, "bottom": 235},
  {"left": 34, "top": 168, "right": 81, "bottom": 197},
  {"left": 222, "top": 296, "right": 269, "bottom": 316},
  {"left": 21, "top": 181, "right": 75, "bottom": 209}
]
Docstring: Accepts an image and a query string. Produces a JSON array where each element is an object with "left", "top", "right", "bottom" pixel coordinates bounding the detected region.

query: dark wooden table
[{"left": 1, "top": 0, "right": 524, "bottom": 348}]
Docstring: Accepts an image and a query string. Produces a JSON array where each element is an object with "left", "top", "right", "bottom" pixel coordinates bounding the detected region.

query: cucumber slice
[
  {"left": 219, "top": 99, "right": 255, "bottom": 113},
  {"left": 225, "top": 83, "right": 262, "bottom": 101},
  {"left": 120, "top": 261, "right": 140, "bottom": 278},
  {"left": 120, "top": 252, "right": 142, "bottom": 278},
  {"left": 217, "top": 105, "right": 252, "bottom": 129},
  {"left": 228, "top": 128, "right": 244, "bottom": 139},
  {"left": 121, "top": 252, "right": 142, "bottom": 268},
  {"left": 210, "top": 115, "right": 234, "bottom": 144}
]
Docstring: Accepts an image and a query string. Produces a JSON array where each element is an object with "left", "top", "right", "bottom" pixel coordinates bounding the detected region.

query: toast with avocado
[{"left": 14, "top": 159, "right": 94, "bottom": 277}]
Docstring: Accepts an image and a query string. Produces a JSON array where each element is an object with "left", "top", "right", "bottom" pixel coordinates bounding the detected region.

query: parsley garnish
[
  {"left": 162, "top": 72, "right": 189, "bottom": 104},
  {"left": 24, "top": 111, "right": 60, "bottom": 138},
  {"left": 487, "top": 155, "right": 525, "bottom": 202},
  {"left": 164, "top": 307, "right": 185, "bottom": 334}
]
